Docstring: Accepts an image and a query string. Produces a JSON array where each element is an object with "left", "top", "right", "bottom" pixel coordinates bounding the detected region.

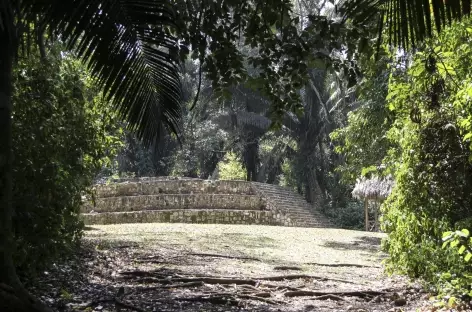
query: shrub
[
  {"left": 380, "top": 18, "right": 472, "bottom": 299},
  {"left": 217, "top": 152, "right": 246, "bottom": 180},
  {"left": 11, "top": 46, "right": 121, "bottom": 275},
  {"left": 325, "top": 200, "right": 365, "bottom": 230}
]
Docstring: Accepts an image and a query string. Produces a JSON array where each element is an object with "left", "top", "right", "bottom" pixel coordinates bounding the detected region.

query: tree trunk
[
  {"left": 243, "top": 139, "right": 258, "bottom": 182},
  {"left": 0, "top": 10, "right": 51, "bottom": 312},
  {"left": 0, "top": 9, "right": 20, "bottom": 292},
  {"left": 373, "top": 201, "right": 378, "bottom": 232}
]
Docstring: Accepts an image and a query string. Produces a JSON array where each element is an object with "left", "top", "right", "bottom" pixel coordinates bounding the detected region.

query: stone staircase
[
  {"left": 81, "top": 177, "right": 333, "bottom": 228},
  {"left": 251, "top": 182, "right": 332, "bottom": 228}
]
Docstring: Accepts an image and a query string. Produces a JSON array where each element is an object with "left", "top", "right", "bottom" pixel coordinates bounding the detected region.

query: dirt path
[{"left": 29, "top": 224, "right": 431, "bottom": 312}]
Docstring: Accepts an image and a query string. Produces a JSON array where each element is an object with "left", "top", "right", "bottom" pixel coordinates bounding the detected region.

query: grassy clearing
[
  {"left": 61, "top": 223, "right": 428, "bottom": 312},
  {"left": 85, "top": 223, "right": 387, "bottom": 282},
  {"left": 85, "top": 223, "right": 385, "bottom": 263}
]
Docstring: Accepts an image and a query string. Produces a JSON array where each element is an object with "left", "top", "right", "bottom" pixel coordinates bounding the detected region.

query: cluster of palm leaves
[
  {"left": 342, "top": 0, "right": 471, "bottom": 48},
  {"left": 2, "top": 0, "right": 468, "bottom": 141},
  {"left": 2, "top": 0, "right": 183, "bottom": 144}
]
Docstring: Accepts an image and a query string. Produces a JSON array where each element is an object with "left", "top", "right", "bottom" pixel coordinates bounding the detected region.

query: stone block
[{"left": 81, "top": 177, "right": 333, "bottom": 228}]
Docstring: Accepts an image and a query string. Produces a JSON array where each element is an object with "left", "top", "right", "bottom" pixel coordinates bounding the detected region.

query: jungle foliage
[
  {"left": 12, "top": 45, "right": 122, "bottom": 276},
  {"left": 383, "top": 20, "right": 472, "bottom": 300},
  {"left": 334, "top": 17, "right": 472, "bottom": 302}
]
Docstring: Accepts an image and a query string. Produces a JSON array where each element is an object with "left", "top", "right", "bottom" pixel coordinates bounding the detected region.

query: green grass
[{"left": 84, "top": 223, "right": 385, "bottom": 267}]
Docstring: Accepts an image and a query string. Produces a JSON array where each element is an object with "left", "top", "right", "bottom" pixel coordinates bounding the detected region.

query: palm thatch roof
[{"left": 352, "top": 176, "right": 394, "bottom": 201}]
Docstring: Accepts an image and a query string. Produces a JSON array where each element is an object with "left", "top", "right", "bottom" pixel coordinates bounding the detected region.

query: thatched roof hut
[
  {"left": 352, "top": 175, "right": 394, "bottom": 232},
  {"left": 352, "top": 176, "right": 394, "bottom": 201}
]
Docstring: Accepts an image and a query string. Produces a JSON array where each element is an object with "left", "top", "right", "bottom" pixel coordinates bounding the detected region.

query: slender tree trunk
[{"left": 0, "top": 8, "right": 20, "bottom": 291}]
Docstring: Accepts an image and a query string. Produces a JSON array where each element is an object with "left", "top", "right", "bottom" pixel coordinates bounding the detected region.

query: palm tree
[
  {"left": 342, "top": 0, "right": 472, "bottom": 48},
  {"left": 0, "top": 1, "right": 181, "bottom": 310},
  {"left": 219, "top": 66, "right": 350, "bottom": 202}
]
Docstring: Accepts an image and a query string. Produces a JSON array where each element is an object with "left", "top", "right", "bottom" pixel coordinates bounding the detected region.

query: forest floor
[{"left": 28, "top": 223, "right": 450, "bottom": 312}]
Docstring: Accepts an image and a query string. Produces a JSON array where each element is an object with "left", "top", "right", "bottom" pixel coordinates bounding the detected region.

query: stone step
[
  {"left": 251, "top": 182, "right": 333, "bottom": 228},
  {"left": 81, "top": 209, "right": 292, "bottom": 226},
  {"left": 82, "top": 194, "right": 264, "bottom": 213},
  {"left": 287, "top": 221, "right": 326, "bottom": 228},
  {"left": 93, "top": 179, "right": 255, "bottom": 198},
  {"left": 292, "top": 215, "right": 325, "bottom": 222},
  {"left": 79, "top": 178, "right": 335, "bottom": 229},
  {"left": 107, "top": 177, "right": 201, "bottom": 183},
  {"left": 287, "top": 208, "right": 326, "bottom": 216},
  {"left": 287, "top": 211, "right": 319, "bottom": 218},
  {"left": 289, "top": 215, "right": 326, "bottom": 223}
]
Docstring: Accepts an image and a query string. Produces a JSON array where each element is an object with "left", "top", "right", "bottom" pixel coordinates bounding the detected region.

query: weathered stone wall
[
  {"left": 93, "top": 179, "right": 254, "bottom": 198},
  {"left": 80, "top": 177, "right": 304, "bottom": 227},
  {"left": 107, "top": 176, "right": 200, "bottom": 183},
  {"left": 82, "top": 194, "right": 264, "bottom": 213},
  {"left": 81, "top": 209, "right": 294, "bottom": 226}
]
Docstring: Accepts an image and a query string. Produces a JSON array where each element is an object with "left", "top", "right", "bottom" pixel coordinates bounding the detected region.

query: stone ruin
[{"left": 81, "top": 177, "right": 332, "bottom": 228}]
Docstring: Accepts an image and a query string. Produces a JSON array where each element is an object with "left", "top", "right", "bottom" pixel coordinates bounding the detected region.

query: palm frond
[
  {"left": 26, "top": 0, "right": 183, "bottom": 146},
  {"left": 341, "top": 0, "right": 471, "bottom": 48}
]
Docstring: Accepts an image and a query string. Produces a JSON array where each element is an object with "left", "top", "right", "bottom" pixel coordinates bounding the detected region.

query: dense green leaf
[
  {"left": 341, "top": 0, "right": 472, "bottom": 48},
  {"left": 25, "top": 0, "right": 183, "bottom": 146}
]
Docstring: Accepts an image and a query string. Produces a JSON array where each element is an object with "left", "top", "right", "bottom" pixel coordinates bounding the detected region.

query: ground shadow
[
  {"left": 27, "top": 230, "right": 410, "bottom": 312},
  {"left": 356, "top": 235, "right": 382, "bottom": 246},
  {"left": 84, "top": 226, "right": 99, "bottom": 231},
  {"left": 28, "top": 239, "right": 285, "bottom": 312},
  {"left": 203, "top": 233, "right": 279, "bottom": 249},
  {"left": 322, "top": 235, "right": 382, "bottom": 253}
]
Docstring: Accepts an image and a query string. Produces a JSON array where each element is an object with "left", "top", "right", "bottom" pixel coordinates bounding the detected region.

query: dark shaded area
[
  {"left": 87, "top": 238, "right": 141, "bottom": 250},
  {"left": 322, "top": 235, "right": 382, "bottom": 253},
  {"left": 356, "top": 235, "right": 382, "bottom": 246},
  {"left": 200, "top": 233, "right": 279, "bottom": 250},
  {"left": 21, "top": 232, "right": 427, "bottom": 312},
  {"left": 23, "top": 240, "right": 288, "bottom": 312}
]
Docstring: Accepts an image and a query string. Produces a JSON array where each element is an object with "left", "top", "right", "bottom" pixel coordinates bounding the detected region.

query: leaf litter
[{"left": 25, "top": 223, "right": 450, "bottom": 311}]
